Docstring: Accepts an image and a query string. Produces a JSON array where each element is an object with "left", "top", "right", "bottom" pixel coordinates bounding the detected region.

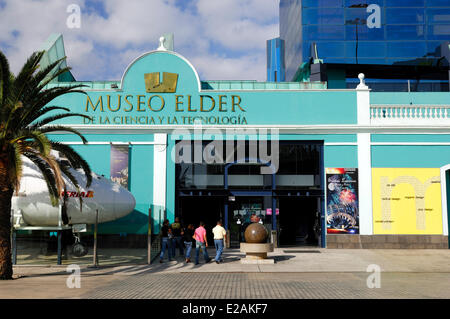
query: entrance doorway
[
  {"left": 278, "top": 197, "right": 320, "bottom": 246},
  {"left": 178, "top": 197, "right": 224, "bottom": 245},
  {"left": 228, "top": 196, "right": 273, "bottom": 248},
  {"left": 175, "top": 139, "right": 326, "bottom": 248}
]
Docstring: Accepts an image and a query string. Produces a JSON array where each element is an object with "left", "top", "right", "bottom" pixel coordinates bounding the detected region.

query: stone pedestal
[{"left": 240, "top": 243, "right": 274, "bottom": 264}]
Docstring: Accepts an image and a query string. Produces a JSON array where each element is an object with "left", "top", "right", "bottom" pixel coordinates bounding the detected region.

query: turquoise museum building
[{"left": 42, "top": 34, "right": 449, "bottom": 249}]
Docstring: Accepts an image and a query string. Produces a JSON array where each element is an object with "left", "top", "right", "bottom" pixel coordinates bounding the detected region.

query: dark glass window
[
  {"left": 427, "top": 41, "right": 442, "bottom": 54},
  {"left": 387, "top": 41, "right": 427, "bottom": 58},
  {"left": 428, "top": 24, "right": 450, "bottom": 40},
  {"left": 277, "top": 144, "right": 321, "bottom": 175},
  {"left": 345, "top": 8, "right": 371, "bottom": 24},
  {"left": 427, "top": 9, "right": 450, "bottom": 24},
  {"left": 385, "top": 0, "right": 425, "bottom": 7},
  {"left": 315, "top": 42, "right": 346, "bottom": 57},
  {"left": 346, "top": 41, "right": 386, "bottom": 58},
  {"left": 427, "top": 0, "right": 450, "bottom": 7},
  {"left": 304, "top": 25, "right": 345, "bottom": 40},
  {"left": 386, "top": 8, "right": 425, "bottom": 24},
  {"left": 176, "top": 140, "right": 322, "bottom": 190},
  {"left": 302, "top": 42, "right": 312, "bottom": 61},
  {"left": 345, "top": 25, "right": 385, "bottom": 40},
  {"left": 302, "top": 8, "right": 344, "bottom": 25},
  {"left": 302, "top": 0, "right": 343, "bottom": 8},
  {"left": 345, "top": 0, "right": 383, "bottom": 6},
  {"left": 386, "top": 25, "right": 425, "bottom": 40}
]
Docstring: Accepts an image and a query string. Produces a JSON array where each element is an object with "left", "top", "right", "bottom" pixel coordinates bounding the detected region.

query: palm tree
[{"left": 0, "top": 50, "right": 92, "bottom": 279}]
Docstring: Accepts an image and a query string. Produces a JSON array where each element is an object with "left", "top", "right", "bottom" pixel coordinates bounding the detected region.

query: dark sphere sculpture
[{"left": 244, "top": 223, "right": 268, "bottom": 243}]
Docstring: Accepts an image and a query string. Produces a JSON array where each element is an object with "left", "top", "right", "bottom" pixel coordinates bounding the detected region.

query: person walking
[
  {"left": 212, "top": 220, "right": 227, "bottom": 264},
  {"left": 159, "top": 219, "right": 173, "bottom": 263},
  {"left": 194, "top": 221, "right": 211, "bottom": 265},
  {"left": 182, "top": 224, "right": 195, "bottom": 263},
  {"left": 171, "top": 217, "right": 184, "bottom": 257}
]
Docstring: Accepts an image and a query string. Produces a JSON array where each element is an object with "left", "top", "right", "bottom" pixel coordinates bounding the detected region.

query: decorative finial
[
  {"left": 357, "top": 73, "right": 368, "bottom": 89},
  {"left": 157, "top": 36, "right": 167, "bottom": 51}
]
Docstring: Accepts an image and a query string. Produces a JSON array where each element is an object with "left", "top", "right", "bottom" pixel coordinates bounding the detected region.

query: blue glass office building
[
  {"left": 280, "top": 0, "right": 450, "bottom": 82},
  {"left": 267, "top": 38, "right": 286, "bottom": 82}
]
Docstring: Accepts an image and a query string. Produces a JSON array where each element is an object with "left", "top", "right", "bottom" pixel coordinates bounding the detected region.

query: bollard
[
  {"left": 10, "top": 209, "right": 16, "bottom": 265},
  {"left": 226, "top": 230, "right": 230, "bottom": 249},
  {"left": 93, "top": 209, "right": 99, "bottom": 267},
  {"left": 147, "top": 207, "right": 152, "bottom": 264},
  {"left": 57, "top": 231, "right": 62, "bottom": 265},
  {"left": 271, "top": 230, "right": 278, "bottom": 248}
]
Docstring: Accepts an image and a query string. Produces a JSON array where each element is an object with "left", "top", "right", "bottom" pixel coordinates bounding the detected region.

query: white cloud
[
  {"left": 196, "top": 0, "right": 279, "bottom": 51},
  {"left": 190, "top": 53, "right": 267, "bottom": 81},
  {"left": 0, "top": 0, "right": 279, "bottom": 81},
  {"left": 0, "top": 0, "right": 73, "bottom": 73}
]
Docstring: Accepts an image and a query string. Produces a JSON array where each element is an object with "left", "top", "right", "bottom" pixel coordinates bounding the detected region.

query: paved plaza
[{"left": 1, "top": 248, "right": 449, "bottom": 299}]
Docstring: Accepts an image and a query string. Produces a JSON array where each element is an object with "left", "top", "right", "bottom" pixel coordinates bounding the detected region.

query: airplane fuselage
[{"left": 12, "top": 157, "right": 136, "bottom": 226}]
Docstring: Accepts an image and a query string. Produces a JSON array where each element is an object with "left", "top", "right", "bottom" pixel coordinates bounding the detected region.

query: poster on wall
[
  {"left": 372, "top": 168, "right": 442, "bottom": 235},
  {"left": 326, "top": 168, "right": 359, "bottom": 234},
  {"left": 110, "top": 144, "right": 129, "bottom": 189}
]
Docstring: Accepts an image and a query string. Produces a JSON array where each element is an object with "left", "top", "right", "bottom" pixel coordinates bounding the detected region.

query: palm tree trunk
[{"left": 0, "top": 157, "right": 13, "bottom": 280}]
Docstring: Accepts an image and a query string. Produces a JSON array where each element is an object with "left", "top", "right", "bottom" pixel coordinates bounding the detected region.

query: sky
[{"left": 0, "top": 0, "right": 280, "bottom": 82}]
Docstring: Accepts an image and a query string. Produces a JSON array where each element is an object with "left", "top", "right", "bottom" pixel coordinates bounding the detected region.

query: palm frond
[
  {"left": 30, "top": 112, "right": 91, "bottom": 129},
  {"left": 2, "top": 50, "right": 93, "bottom": 208},
  {"left": 40, "top": 125, "right": 89, "bottom": 144},
  {"left": 18, "top": 85, "right": 86, "bottom": 127},
  {"left": 50, "top": 142, "right": 92, "bottom": 187},
  {"left": 24, "top": 105, "right": 70, "bottom": 122},
  {"left": 0, "top": 50, "right": 11, "bottom": 109},
  {"left": 22, "top": 152, "right": 60, "bottom": 206},
  {"left": 40, "top": 153, "right": 65, "bottom": 198},
  {"left": 10, "top": 129, "right": 52, "bottom": 157},
  {"left": 9, "top": 51, "right": 44, "bottom": 112},
  {"left": 31, "top": 57, "right": 68, "bottom": 90},
  {"left": 58, "top": 160, "right": 80, "bottom": 190}
]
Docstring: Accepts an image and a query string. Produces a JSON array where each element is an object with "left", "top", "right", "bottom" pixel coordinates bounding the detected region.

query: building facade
[
  {"left": 43, "top": 35, "right": 449, "bottom": 249},
  {"left": 280, "top": 0, "right": 450, "bottom": 83},
  {"left": 267, "top": 37, "right": 286, "bottom": 82}
]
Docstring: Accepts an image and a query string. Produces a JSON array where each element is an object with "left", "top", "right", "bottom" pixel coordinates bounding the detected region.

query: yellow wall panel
[{"left": 372, "top": 168, "right": 443, "bottom": 235}]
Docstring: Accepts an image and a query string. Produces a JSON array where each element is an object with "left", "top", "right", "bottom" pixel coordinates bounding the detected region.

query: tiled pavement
[
  {"left": 83, "top": 272, "right": 450, "bottom": 299},
  {"left": 4, "top": 248, "right": 450, "bottom": 299}
]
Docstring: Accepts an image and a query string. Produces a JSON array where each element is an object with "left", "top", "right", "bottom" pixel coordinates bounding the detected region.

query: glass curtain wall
[{"left": 280, "top": 0, "right": 450, "bottom": 81}]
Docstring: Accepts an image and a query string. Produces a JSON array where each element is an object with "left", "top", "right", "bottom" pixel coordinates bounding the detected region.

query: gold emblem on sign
[{"left": 144, "top": 72, "right": 178, "bottom": 93}]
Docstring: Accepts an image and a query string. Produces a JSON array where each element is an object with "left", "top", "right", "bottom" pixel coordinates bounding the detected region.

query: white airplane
[{"left": 11, "top": 155, "right": 136, "bottom": 229}]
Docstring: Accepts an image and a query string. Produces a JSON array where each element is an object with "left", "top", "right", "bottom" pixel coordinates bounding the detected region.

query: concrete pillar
[
  {"left": 356, "top": 74, "right": 373, "bottom": 235},
  {"left": 153, "top": 134, "right": 167, "bottom": 222}
]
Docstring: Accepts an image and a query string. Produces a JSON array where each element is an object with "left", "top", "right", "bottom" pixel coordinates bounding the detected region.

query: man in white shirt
[{"left": 212, "top": 220, "right": 227, "bottom": 264}]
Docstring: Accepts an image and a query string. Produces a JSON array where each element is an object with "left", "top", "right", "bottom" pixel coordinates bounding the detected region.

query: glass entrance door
[
  {"left": 228, "top": 196, "right": 273, "bottom": 248},
  {"left": 278, "top": 196, "right": 321, "bottom": 246}
]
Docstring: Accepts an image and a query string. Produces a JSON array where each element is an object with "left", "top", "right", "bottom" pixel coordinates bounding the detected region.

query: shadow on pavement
[{"left": 12, "top": 247, "right": 299, "bottom": 278}]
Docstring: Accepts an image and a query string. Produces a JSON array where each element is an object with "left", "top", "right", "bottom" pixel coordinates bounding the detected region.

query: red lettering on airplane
[{"left": 61, "top": 190, "right": 94, "bottom": 198}]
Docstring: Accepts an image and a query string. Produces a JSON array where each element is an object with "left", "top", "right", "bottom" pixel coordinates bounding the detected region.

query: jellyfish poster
[
  {"left": 110, "top": 144, "right": 129, "bottom": 189},
  {"left": 326, "top": 168, "right": 359, "bottom": 234}
]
